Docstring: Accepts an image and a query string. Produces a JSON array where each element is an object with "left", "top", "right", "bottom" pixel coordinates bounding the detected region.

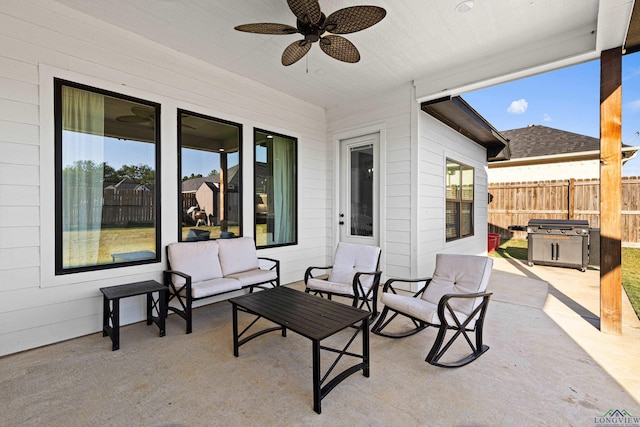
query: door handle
[{"left": 339, "top": 221, "right": 344, "bottom": 225}]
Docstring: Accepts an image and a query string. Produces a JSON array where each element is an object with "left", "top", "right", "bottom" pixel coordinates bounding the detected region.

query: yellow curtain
[{"left": 61, "top": 86, "right": 105, "bottom": 268}]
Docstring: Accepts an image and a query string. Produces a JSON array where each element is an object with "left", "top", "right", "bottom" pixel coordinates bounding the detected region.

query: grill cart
[{"left": 525, "top": 219, "right": 590, "bottom": 272}]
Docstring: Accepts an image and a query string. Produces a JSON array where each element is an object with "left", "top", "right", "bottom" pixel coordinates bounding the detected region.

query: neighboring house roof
[
  {"left": 491, "top": 124, "right": 639, "bottom": 164},
  {"left": 105, "top": 177, "right": 150, "bottom": 191},
  {"left": 500, "top": 125, "right": 599, "bottom": 159},
  {"left": 227, "top": 162, "right": 269, "bottom": 189},
  {"left": 181, "top": 175, "right": 219, "bottom": 193}
]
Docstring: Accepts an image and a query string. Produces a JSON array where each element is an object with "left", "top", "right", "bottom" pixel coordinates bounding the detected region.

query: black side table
[{"left": 100, "top": 280, "right": 167, "bottom": 351}]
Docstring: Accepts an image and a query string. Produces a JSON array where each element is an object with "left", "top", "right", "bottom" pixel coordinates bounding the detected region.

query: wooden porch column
[{"left": 599, "top": 47, "right": 623, "bottom": 335}]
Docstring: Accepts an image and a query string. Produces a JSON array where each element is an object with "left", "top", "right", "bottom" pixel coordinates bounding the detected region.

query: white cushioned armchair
[
  {"left": 164, "top": 237, "right": 279, "bottom": 334},
  {"left": 372, "top": 254, "right": 493, "bottom": 367},
  {"left": 304, "top": 242, "right": 382, "bottom": 319}
]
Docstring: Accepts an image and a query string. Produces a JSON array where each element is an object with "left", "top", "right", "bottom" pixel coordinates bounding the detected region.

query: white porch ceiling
[{"left": 51, "top": 0, "right": 634, "bottom": 109}]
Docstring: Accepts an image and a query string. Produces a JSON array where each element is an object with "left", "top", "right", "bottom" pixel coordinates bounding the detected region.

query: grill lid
[{"left": 527, "top": 219, "right": 589, "bottom": 229}]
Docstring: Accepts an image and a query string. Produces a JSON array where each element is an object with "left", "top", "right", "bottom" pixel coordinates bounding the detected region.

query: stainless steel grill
[{"left": 526, "top": 219, "right": 589, "bottom": 272}]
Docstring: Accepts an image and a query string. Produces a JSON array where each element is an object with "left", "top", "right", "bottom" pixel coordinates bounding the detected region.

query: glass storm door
[{"left": 339, "top": 133, "right": 379, "bottom": 246}]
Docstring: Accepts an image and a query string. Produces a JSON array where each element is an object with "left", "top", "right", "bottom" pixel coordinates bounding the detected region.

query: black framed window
[
  {"left": 178, "top": 110, "right": 242, "bottom": 241},
  {"left": 254, "top": 129, "right": 297, "bottom": 248},
  {"left": 54, "top": 79, "right": 160, "bottom": 274},
  {"left": 446, "top": 159, "right": 474, "bottom": 241}
]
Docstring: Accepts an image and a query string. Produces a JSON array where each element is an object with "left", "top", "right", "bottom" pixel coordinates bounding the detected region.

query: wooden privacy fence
[
  {"left": 63, "top": 189, "right": 155, "bottom": 228},
  {"left": 488, "top": 176, "right": 640, "bottom": 244},
  {"left": 181, "top": 192, "right": 197, "bottom": 211},
  {"left": 102, "top": 189, "right": 155, "bottom": 226}
]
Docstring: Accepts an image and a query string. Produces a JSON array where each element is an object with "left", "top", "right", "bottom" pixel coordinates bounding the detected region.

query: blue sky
[{"left": 463, "top": 52, "right": 640, "bottom": 177}]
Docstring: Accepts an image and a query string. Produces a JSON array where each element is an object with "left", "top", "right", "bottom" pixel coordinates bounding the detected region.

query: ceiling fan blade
[
  {"left": 234, "top": 23, "right": 298, "bottom": 35},
  {"left": 117, "top": 106, "right": 154, "bottom": 123},
  {"left": 319, "top": 35, "right": 360, "bottom": 63},
  {"left": 131, "top": 106, "right": 154, "bottom": 120},
  {"left": 116, "top": 115, "right": 148, "bottom": 124},
  {"left": 282, "top": 40, "right": 312, "bottom": 66},
  {"left": 325, "top": 6, "right": 386, "bottom": 34},
  {"left": 287, "top": 0, "right": 322, "bottom": 25}
]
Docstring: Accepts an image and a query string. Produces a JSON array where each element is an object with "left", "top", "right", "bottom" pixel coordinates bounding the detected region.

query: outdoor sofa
[{"left": 164, "top": 236, "right": 279, "bottom": 333}]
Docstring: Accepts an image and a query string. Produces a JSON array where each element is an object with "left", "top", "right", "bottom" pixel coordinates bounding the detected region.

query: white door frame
[
  {"left": 332, "top": 124, "right": 386, "bottom": 256},
  {"left": 339, "top": 134, "right": 380, "bottom": 245}
]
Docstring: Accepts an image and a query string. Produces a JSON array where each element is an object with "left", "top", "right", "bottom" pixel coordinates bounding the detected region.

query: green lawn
[
  {"left": 63, "top": 227, "right": 156, "bottom": 268},
  {"left": 490, "top": 238, "right": 640, "bottom": 320},
  {"left": 622, "top": 247, "right": 640, "bottom": 321}
]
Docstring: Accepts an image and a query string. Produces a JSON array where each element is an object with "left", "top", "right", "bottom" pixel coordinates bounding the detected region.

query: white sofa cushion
[
  {"left": 306, "top": 277, "right": 357, "bottom": 296},
  {"left": 226, "top": 269, "right": 278, "bottom": 287},
  {"left": 190, "top": 277, "right": 242, "bottom": 299},
  {"left": 380, "top": 292, "right": 463, "bottom": 326},
  {"left": 218, "top": 237, "right": 259, "bottom": 276},
  {"left": 422, "top": 254, "right": 493, "bottom": 317},
  {"left": 327, "top": 243, "right": 381, "bottom": 292},
  {"left": 167, "top": 241, "right": 223, "bottom": 286}
]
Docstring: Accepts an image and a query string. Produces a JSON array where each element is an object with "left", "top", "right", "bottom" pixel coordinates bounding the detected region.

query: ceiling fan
[
  {"left": 116, "top": 107, "right": 197, "bottom": 129},
  {"left": 234, "top": 0, "right": 386, "bottom": 66},
  {"left": 116, "top": 106, "right": 155, "bottom": 124}
]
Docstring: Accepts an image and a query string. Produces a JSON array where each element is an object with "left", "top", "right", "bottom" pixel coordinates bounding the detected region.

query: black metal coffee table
[{"left": 229, "top": 286, "right": 370, "bottom": 414}]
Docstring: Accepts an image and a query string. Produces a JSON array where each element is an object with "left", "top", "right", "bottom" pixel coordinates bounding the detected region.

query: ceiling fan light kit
[
  {"left": 234, "top": 0, "right": 386, "bottom": 66},
  {"left": 456, "top": 1, "right": 474, "bottom": 13}
]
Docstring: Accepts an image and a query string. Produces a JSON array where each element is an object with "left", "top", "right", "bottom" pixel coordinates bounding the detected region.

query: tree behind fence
[{"left": 488, "top": 176, "right": 640, "bottom": 244}]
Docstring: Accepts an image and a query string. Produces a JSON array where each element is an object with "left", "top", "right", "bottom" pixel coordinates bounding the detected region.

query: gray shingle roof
[
  {"left": 181, "top": 175, "right": 219, "bottom": 192},
  {"left": 500, "top": 125, "right": 599, "bottom": 159},
  {"left": 105, "top": 177, "right": 150, "bottom": 191}
]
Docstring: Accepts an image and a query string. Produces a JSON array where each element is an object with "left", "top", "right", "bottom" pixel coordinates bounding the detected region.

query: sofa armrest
[
  {"left": 352, "top": 270, "right": 383, "bottom": 297},
  {"left": 304, "top": 265, "right": 333, "bottom": 284},
  {"left": 258, "top": 257, "right": 279, "bottom": 270},
  {"left": 381, "top": 277, "right": 432, "bottom": 297},
  {"left": 436, "top": 292, "right": 492, "bottom": 328},
  {"left": 163, "top": 269, "right": 192, "bottom": 294},
  {"left": 163, "top": 269, "right": 191, "bottom": 282},
  {"left": 258, "top": 257, "right": 280, "bottom": 286}
]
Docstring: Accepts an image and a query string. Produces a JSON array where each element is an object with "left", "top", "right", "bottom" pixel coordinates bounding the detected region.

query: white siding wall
[
  {"left": 326, "top": 85, "right": 414, "bottom": 280},
  {"left": 0, "top": 1, "right": 328, "bottom": 356},
  {"left": 417, "top": 112, "right": 489, "bottom": 280},
  {"left": 488, "top": 159, "right": 600, "bottom": 182}
]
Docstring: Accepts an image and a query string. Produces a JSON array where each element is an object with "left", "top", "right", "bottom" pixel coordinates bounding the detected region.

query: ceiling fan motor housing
[{"left": 297, "top": 13, "right": 331, "bottom": 44}]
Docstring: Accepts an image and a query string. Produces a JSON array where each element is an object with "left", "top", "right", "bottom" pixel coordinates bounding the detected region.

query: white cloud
[
  {"left": 507, "top": 98, "right": 528, "bottom": 114},
  {"left": 627, "top": 99, "right": 640, "bottom": 111},
  {"left": 542, "top": 113, "right": 552, "bottom": 122}
]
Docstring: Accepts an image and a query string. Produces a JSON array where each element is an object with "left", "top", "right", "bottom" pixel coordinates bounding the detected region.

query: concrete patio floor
[{"left": 1, "top": 257, "right": 639, "bottom": 426}]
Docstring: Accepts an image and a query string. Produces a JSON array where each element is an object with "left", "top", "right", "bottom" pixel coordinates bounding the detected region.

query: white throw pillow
[
  {"left": 327, "top": 243, "right": 381, "bottom": 291},
  {"left": 218, "top": 237, "right": 259, "bottom": 276},
  {"left": 167, "top": 240, "right": 223, "bottom": 286},
  {"left": 422, "top": 254, "right": 492, "bottom": 316}
]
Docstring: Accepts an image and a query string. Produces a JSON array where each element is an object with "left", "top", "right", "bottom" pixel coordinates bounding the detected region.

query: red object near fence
[{"left": 488, "top": 233, "right": 500, "bottom": 253}]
